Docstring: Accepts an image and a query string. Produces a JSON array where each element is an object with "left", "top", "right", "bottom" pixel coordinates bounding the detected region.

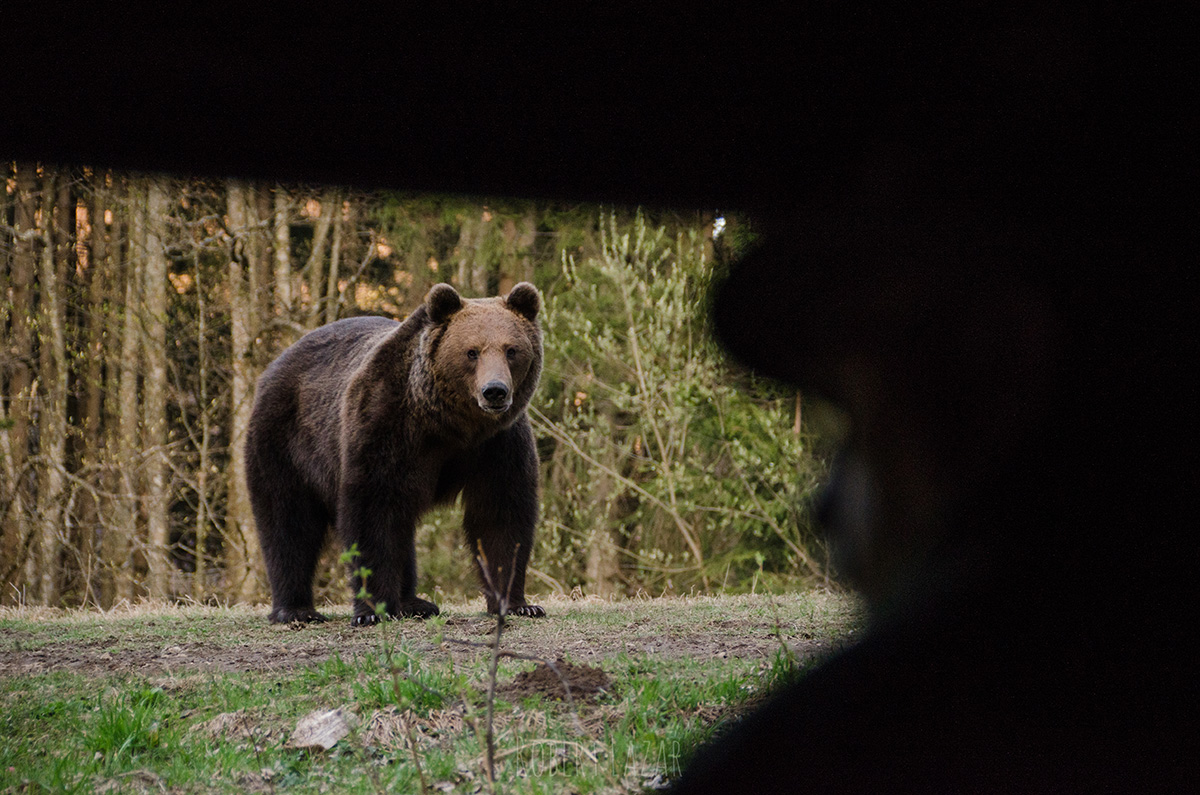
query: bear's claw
[
  {"left": 268, "top": 607, "right": 328, "bottom": 625},
  {"left": 395, "top": 597, "right": 441, "bottom": 619},
  {"left": 351, "top": 597, "right": 441, "bottom": 626}
]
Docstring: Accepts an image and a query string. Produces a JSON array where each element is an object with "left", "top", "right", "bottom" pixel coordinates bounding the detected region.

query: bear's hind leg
[{"left": 252, "top": 479, "right": 330, "bottom": 624}]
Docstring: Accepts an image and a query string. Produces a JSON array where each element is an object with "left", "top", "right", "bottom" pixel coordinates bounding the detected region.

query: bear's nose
[{"left": 482, "top": 381, "right": 510, "bottom": 404}]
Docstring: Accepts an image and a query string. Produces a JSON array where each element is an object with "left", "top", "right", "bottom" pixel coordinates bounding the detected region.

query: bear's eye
[
  {"left": 467, "top": 349, "right": 478, "bottom": 361},
  {"left": 505, "top": 347, "right": 517, "bottom": 360}
]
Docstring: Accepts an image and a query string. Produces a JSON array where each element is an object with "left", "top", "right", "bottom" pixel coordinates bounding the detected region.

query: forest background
[{"left": 0, "top": 163, "right": 834, "bottom": 609}]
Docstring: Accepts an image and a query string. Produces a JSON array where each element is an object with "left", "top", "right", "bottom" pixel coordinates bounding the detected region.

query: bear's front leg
[
  {"left": 337, "top": 487, "right": 439, "bottom": 626},
  {"left": 462, "top": 421, "right": 545, "bottom": 618},
  {"left": 348, "top": 561, "right": 441, "bottom": 626}
]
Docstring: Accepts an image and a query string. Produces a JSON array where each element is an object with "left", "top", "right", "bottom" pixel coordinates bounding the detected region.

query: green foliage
[{"left": 535, "top": 212, "right": 829, "bottom": 595}]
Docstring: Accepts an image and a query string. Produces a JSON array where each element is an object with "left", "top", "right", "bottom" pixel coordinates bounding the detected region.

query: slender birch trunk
[
  {"left": 273, "top": 186, "right": 293, "bottom": 316},
  {"left": 1, "top": 164, "right": 38, "bottom": 597},
  {"left": 193, "top": 245, "right": 211, "bottom": 600},
  {"left": 143, "top": 178, "right": 171, "bottom": 597},
  {"left": 471, "top": 209, "right": 490, "bottom": 296},
  {"left": 34, "top": 171, "right": 68, "bottom": 604},
  {"left": 97, "top": 179, "right": 128, "bottom": 606},
  {"left": 0, "top": 164, "right": 10, "bottom": 587},
  {"left": 584, "top": 446, "right": 621, "bottom": 597},
  {"left": 115, "top": 179, "right": 146, "bottom": 603},
  {"left": 325, "top": 198, "right": 343, "bottom": 325},
  {"left": 305, "top": 189, "right": 335, "bottom": 328},
  {"left": 225, "top": 181, "right": 261, "bottom": 602},
  {"left": 249, "top": 184, "right": 273, "bottom": 343},
  {"left": 517, "top": 209, "right": 537, "bottom": 284},
  {"left": 454, "top": 212, "right": 482, "bottom": 294},
  {"left": 77, "top": 173, "right": 110, "bottom": 605}
]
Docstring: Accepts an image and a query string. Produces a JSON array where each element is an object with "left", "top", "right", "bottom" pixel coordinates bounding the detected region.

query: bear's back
[
  {"left": 250, "top": 316, "right": 411, "bottom": 494},
  {"left": 258, "top": 317, "right": 401, "bottom": 404}
]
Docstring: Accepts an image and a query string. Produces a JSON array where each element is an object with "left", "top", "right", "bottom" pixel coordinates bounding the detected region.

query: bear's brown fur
[{"left": 245, "top": 282, "right": 545, "bottom": 625}]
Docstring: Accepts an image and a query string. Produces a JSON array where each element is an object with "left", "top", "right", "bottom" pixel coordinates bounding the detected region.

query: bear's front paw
[
  {"left": 509, "top": 603, "right": 546, "bottom": 618},
  {"left": 351, "top": 612, "right": 382, "bottom": 627},
  {"left": 393, "top": 597, "right": 441, "bottom": 619},
  {"left": 269, "top": 606, "right": 328, "bottom": 624}
]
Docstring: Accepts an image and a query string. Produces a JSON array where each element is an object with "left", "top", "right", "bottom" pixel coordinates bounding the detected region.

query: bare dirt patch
[
  {"left": 0, "top": 623, "right": 397, "bottom": 678},
  {"left": 0, "top": 592, "right": 862, "bottom": 680},
  {"left": 500, "top": 657, "right": 615, "bottom": 703}
]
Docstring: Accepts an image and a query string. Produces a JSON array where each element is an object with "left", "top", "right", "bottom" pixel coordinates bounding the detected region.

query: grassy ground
[{"left": 0, "top": 592, "right": 862, "bottom": 794}]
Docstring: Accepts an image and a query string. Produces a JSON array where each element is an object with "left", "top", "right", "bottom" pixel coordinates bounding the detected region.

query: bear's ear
[
  {"left": 426, "top": 283, "right": 463, "bottom": 324},
  {"left": 505, "top": 282, "right": 540, "bottom": 321}
]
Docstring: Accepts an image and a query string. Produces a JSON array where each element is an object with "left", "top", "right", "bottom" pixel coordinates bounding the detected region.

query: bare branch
[{"left": 530, "top": 406, "right": 707, "bottom": 575}]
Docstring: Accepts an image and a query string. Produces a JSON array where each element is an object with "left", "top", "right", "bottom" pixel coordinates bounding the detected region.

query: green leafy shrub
[{"left": 535, "top": 213, "right": 829, "bottom": 596}]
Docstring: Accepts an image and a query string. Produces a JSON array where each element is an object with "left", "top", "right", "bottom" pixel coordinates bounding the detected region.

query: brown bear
[{"left": 245, "top": 282, "right": 545, "bottom": 625}]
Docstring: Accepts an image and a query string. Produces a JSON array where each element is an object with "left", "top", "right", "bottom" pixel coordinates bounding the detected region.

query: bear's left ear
[
  {"left": 505, "top": 282, "right": 540, "bottom": 321},
  {"left": 426, "top": 283, "right": 463, "bottom": 324}
]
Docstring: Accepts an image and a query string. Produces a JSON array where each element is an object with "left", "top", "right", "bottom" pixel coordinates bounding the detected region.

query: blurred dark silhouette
[
  {"left": 668, "top": 8, "right": 1199, "bottom": 794},
  {"left": 6, "top": 4, "right": 1195, "bottom": 791}
]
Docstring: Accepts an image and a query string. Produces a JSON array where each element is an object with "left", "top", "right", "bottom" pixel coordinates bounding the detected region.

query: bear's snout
[{"left": 480, "top": 380, "right": 511, "bottom": 412}]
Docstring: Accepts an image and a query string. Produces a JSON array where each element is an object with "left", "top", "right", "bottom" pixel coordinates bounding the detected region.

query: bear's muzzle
[{"left": 480, "top": 380, "right": 512, "bottom": 413}]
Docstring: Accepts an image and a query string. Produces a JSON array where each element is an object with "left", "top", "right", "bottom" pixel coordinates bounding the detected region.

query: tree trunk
[
  {"left": 584, "top": 443, "right": 621, "bottom": 597},
  {"left": 305, "top": 190, "right": 336, "bottom": 328},
  {"left": 453, "top": 216, "right": 470, "bottom": 290},
  {"left": 453, "top": 209, "right": 493, "bottom": 296},
  {"left": 272, "top": 185, "right": 296, "bottom": 331},
  {"left": 249, "top": 184, "right": 274, "bottom": 347},
  {"left": 0, "top": 168, "right": 12, "bottom": 597},
  {"left": 498, "top": 216, "right": 518, "bottom": 296},
  {"left": 226, "top": 180, "right": 263, "bottom": 603},
  {"left": 115, "top": 179, "right": 146, "bottom": 603},
  {"left": 700, "top": 210, "right": 716, "bottom": 265},
  {"left": 143, "top": 177, "right": 171, "bottom": 597},
  {"left": 76, "top": 173, "right": 110, "bottom": 605},
  {"left": 517, "top": 209, "right": 537, "bottom": 283},
  {"left": 471, "top": 210, "right": 491, "bottom": 295},
  {"left": 33, "top": 171, "right": 69, "bottom": 605},
  {"left": 325, "top": 198, "right": 343, "bottom": 325},
  {"left": 0, "top": 163, "right": 38, "bottom": 598},
  {"left": 193, "top": 245, "right": 211, "bottom": 601},
  {"left": 98, "top": 179, "right": 128, "bottom": 607}
]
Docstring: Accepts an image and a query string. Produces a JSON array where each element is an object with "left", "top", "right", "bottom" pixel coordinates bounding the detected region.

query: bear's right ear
[{"left": 426, "top": 283, "right": 463, "bottom": 324}]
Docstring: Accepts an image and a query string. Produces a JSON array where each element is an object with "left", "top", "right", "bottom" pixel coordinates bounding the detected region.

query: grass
[{"left": 0, "top": 592, "right": 861, "bottom": 793}]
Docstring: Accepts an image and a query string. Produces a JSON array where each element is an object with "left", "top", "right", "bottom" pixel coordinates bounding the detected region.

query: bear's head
[{"left": 424, "top": 282, "right": 543, "bottom": 427}]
